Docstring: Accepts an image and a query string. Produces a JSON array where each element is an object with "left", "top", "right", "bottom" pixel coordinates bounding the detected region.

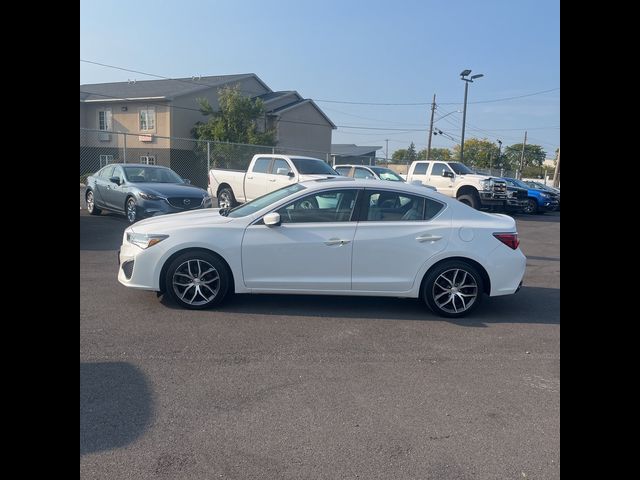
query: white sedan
[{"left": 118, "top": 178, "right": 526, "bottom": 317}]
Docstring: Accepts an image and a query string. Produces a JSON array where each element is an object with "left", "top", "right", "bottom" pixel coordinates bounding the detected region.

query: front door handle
[
  {"left": 324, "top": 238, "right": 351, "bottom": 246},
  {"left": 268, "top": 179, "right": 276, "bottom": 182},
  {"left": 416, "top": 234, "right": 442, "bottom": 243}
]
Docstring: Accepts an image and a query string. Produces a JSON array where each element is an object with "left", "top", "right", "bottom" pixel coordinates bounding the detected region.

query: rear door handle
[
  {"left": 247, "top": 176, "right": 254, "bottom": 180},
  {"left": 416, "top": 234, "right": 442, "bottom": 242},
  {"left": 324, "top": 238, "right": 351, "bottom": 246},
  {"left": 268, "top": 179, "right": 276, "bottom": 182}
]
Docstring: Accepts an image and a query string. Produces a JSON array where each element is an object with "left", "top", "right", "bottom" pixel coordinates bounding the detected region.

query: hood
[
  {"left": 131, "top": 182, "right": 208, "bottom": 197},
  {"left": 130, "top": 208, "right": 232, "bottom": 233}
]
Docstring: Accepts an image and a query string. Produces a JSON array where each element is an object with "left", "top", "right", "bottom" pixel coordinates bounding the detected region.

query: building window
[
  {"left": 140, "top": 155, "right": 156, "bottom": 165},
  {"left": 98, "top": 109, "right": 112, "bottom": 131},
  {"left": 139, "top": 108, "right": 155, "bottom": 131},
  {"left": 99, "top": 154, "right": 114, "bottom": 167}
]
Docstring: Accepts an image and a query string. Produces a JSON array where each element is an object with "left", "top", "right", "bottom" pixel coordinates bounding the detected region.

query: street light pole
[
  {"left": 494, "top": 139, "right": 502, "bottom": 174},
  {"left": 459, "top": 70, "right": 483, "bottom": 164}
]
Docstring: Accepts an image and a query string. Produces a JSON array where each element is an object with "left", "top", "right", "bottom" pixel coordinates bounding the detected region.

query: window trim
[
  {"left": 139, "top": 107, "right": 156, "bottom": 132},
  {"left": 98, "top": 108, "right": 112, "bottom": 131},
  {"left": 140, "top": 155, "right": 156, "bottom": 165},
  {"left": 99, "top": 154, "right": 114, "bottom": 167}
]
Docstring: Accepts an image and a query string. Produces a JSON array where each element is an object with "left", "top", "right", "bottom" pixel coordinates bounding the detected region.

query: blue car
[
  {"left": 502, "top": 177, "right": 559, "bottom": 214},
  {"left": 85, "top": 163, "right": 213, "bottom": 223}
]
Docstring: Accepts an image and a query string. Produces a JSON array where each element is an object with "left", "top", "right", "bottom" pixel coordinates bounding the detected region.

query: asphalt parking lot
[{"left": 80, "top": 194, "right": 559, "bottom": 480}]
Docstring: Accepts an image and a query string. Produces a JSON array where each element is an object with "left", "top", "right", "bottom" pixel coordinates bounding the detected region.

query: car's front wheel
[
  {"left": 164, "top": 251, "right": 231, "bottom": 309},
  {"left": 126, "top": 197, "right": 138, "bottom": 223},
  {"left": 86, "top": 190, "right": 101, "bottom": 215},
  {"left": 423, "top": 261, "right": 484, "bottom": 318},
  {"left": 523, "top": 198, "right": 538, "bottom": 214}
]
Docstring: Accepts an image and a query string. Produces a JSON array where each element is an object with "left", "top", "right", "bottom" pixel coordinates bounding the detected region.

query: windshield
[
  {"left": 370, "top": 167, "right": 404, "bottom": 181},
  {"left": 447, "top": 162, "right": 474, "bottom": 175},
  {"left": 123, "top": 166, "right": 183, "bottom": 183},
  {"left": 226, "top": 183, "right": 307, "bottom": 218},
  {"left": 291, "top": 158, "right": 338, "bottom": 175}
]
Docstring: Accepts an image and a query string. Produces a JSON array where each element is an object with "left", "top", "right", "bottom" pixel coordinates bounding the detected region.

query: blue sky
[{"left": 80, "top": 0, "right": 559, "bottom": 157}]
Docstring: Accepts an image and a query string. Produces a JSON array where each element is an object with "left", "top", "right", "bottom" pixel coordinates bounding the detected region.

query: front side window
[
  {"left": 98, "top": 109, "right": 112, "bottom": 131},
  {"left": 430, "top": 163, "right": 452, "bottom": 177},
  {"left": 277, "top": 189, "right": 359, "bottom": 223},
  {"left": 413, "top": 163, "right": 429, "bottom": 175},
  {"left": 99, "top": 165, "right": 114, "bottom": 179},
  {"left": 353, "top": 168, "right": 375, "bottom": 179},
  {"left": 123, "top": 166, "right": 182, "bottom": 183},
  {"left": 252, "top": 158, "right": 272, "bottom": 173},
  {"left": 363, "top": 190, "right": 444, "bottom": 222},
  {"left": 272, "top": 159, "right": 291, "bottom": 175},
  {"left": 111, "top": 166, "right": 123, "bottom": 182},
  {"left": 139, "top": 108, "right": 155, "bottom": 131}
]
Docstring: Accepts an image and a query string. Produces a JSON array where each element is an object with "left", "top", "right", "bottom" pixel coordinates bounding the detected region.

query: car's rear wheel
[
  {"left": 523, "top": 198, "right": 538, "bottom": 214},
  {"left": 164, "top": 251, "right": 231, "bottom": 309},
  {"left": 126, "top": 197, "right": 138, "bottom": 223},
  {"left": 86, "top": 190, "right": 101, "bottom": 215},
  {"left": 217, "top": 188, "right": 237, "bottom": 209},
  {"left": 423, "top": 260, "right": 484, "bottom": 318}
]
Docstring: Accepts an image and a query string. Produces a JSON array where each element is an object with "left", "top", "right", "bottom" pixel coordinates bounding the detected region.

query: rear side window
[
  {"left": 252, "top": 158, "right": 272, "bottom": 173},
  {"left": 335, "top": 167, "right": 352, "bottom": 176},
  {"left": 413, "top": 163, "right": 429, "bottom": 175},
  {"left": 363, "top": 189, "right": 444, "bottom": 221},
  {"left": 353, "top": 168, "right": 375, "bottom": 179}
]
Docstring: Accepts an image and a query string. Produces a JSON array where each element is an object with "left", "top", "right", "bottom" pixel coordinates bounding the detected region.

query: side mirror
[
  {"left": 442, "top": 171, "right": 454, "bottom": 178},
  {"left": 276, "top": 168, "right": 290, "bottom": 176},
  {"left": 182, "top": 178, "right": 191, "bottom": 184},
  {"left": 109, "top": 176, "right": 121, "bottom": 185},
  {"left": 287, "top": 171, "right": 295, "bottom": 177},
  {"left": 263, "top": 212, "right": 281, "bottom": 226}
]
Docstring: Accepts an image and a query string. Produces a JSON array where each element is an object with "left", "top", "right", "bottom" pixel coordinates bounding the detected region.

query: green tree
[
  {"left": 452, "top": 138, "right": 499, "bottom": 167},
  {"left": 406, "top": 142, "right": 418, "bottom": 162},
  {"left": 503, "top": 143, "right": 547, "bottom": 171},
  {"left": 417, "top": 147, "right": 452, "bottom": 161},
  {"left": 391, "top": 148, "right": 408, "bottom": 163},
  {"left": 192, "top": 85, "right": 276, "bottom": 145}
]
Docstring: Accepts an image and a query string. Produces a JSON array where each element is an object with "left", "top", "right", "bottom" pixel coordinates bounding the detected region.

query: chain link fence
[{"left": 80, "top": 128, "right": 339, "bottom": 189}]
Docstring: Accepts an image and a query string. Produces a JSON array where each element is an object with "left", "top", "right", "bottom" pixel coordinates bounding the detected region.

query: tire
[
  {"left": 457, "top": 193, "right": 480, "bottom": 210},
  {"left": 217, "top": 187, "right": 237, "bottom": 209},
  {"left": 86, "top": 190, "right": 101, "bottom": 215},
  {"left": 163, "top": 251, "right": 231, "bottom": 310},
  {"left": 126, "top": 197, "right": 138, "bottom": 224},
  {"left": 523, "top": 198, "right": 538, "bottom": 214},
  {"left": 423, "top": 260, "right": 484, "bottom": 318}
]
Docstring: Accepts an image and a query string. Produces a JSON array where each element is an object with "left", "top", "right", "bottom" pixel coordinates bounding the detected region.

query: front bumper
[
  {"left": 478, "top": 191, "right": 507, "bottom": 207},
  {"left": 539, "top": 200, "right": 559, "bottom": 212},
  {"left": 137, "top": 197, "right": 213, "bottom": 219}
]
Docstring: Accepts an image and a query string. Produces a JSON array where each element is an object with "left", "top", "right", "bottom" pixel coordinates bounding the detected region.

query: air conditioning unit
[{"left": 98, "top": 133, "right": 111, "bottom": 141}]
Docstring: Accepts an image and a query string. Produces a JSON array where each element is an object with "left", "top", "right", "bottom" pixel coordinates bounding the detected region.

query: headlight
[
  {"left": 139, "top": 192, "right": 163, "bottom": 201},
  {"left": 540, "top": 193, "right": 550, "bottom": 199},
  {"left": 480, "top": 179, "right": 494, "bottom": 191},
  {"left": 126, "top": 233, "right": 169, "bottom": 249}
]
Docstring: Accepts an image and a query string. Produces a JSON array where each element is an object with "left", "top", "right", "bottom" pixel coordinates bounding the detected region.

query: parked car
[
  {"left": 118, "top": 178, "right": 526, "bottom": 318},
  {"left": 502, "top": 177, "right": 559, "bottom": 214},
  {"left": 85, "top": 164, "right": 212, "bottom": 223},
  {"left": 335, "top": 164, "right": 437, "bottom": 191},
  {"left": 523, "top": 181, "right": 560, "bottom": 211},
  {"left": 208, "top": 154, "right": 338, "bottom": 209},
  {"left": 406, "top": 160, "right": 507, "bottom": 210}
]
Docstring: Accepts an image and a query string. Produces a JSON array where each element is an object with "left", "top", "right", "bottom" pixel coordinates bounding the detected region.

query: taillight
[{"left": 493, "top": 232, "right": 520, "bottom": 250}]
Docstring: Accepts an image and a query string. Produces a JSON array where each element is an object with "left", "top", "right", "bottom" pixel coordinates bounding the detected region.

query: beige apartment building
[{"left": 80, "top": 73, "right": 336, "bottom": 184}]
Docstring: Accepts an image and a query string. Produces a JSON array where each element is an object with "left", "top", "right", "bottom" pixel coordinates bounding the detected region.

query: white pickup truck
[
  {"left": 208, "top": 154, "right": 339, "bottom": 208},
  {"left": 406, "top": 160, "right": 508, "bottom": 210}
]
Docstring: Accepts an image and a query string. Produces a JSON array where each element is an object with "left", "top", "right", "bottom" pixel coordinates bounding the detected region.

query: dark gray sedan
[{"left": 85, "top": 164, "right": 213, "bottom": 223}]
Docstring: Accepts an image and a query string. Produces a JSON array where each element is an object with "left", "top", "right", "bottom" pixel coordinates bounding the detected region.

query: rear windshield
[{"left": 291, "top": 158, "right": 338, "bottom": 175}]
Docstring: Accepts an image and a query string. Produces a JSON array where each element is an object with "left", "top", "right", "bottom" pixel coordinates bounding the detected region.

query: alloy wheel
[
  {"left": 432, "top": 268, "right": 478, "bottom": 314},
  {"left": 127, "top": 199, "right": 137, "bottom": 223},
  {"left": 87, "top": 191, "right": 94, "bottom": 213},
  {"left": 218, "top": 192, "right": 231, "bottom": 209},
  {"left": 171, "top": 259, "right": 220, "bottom": 306}
]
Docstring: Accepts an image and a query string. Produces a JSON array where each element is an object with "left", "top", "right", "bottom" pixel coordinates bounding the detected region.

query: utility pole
[
  {"left": 385, "top": 139, "right": 389, "bottom": 164},
  {"left": 518, "top": 131, "right": 528, "bottom": 179},
  {"left": 495, "top": 139, "right": 502, "bottom": 176},
  {"left": 552, "top": 147, "right": 560, "bottom": 187},
  {"left": 426, "top": 94, "right": 436, "bottom": 161}
]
